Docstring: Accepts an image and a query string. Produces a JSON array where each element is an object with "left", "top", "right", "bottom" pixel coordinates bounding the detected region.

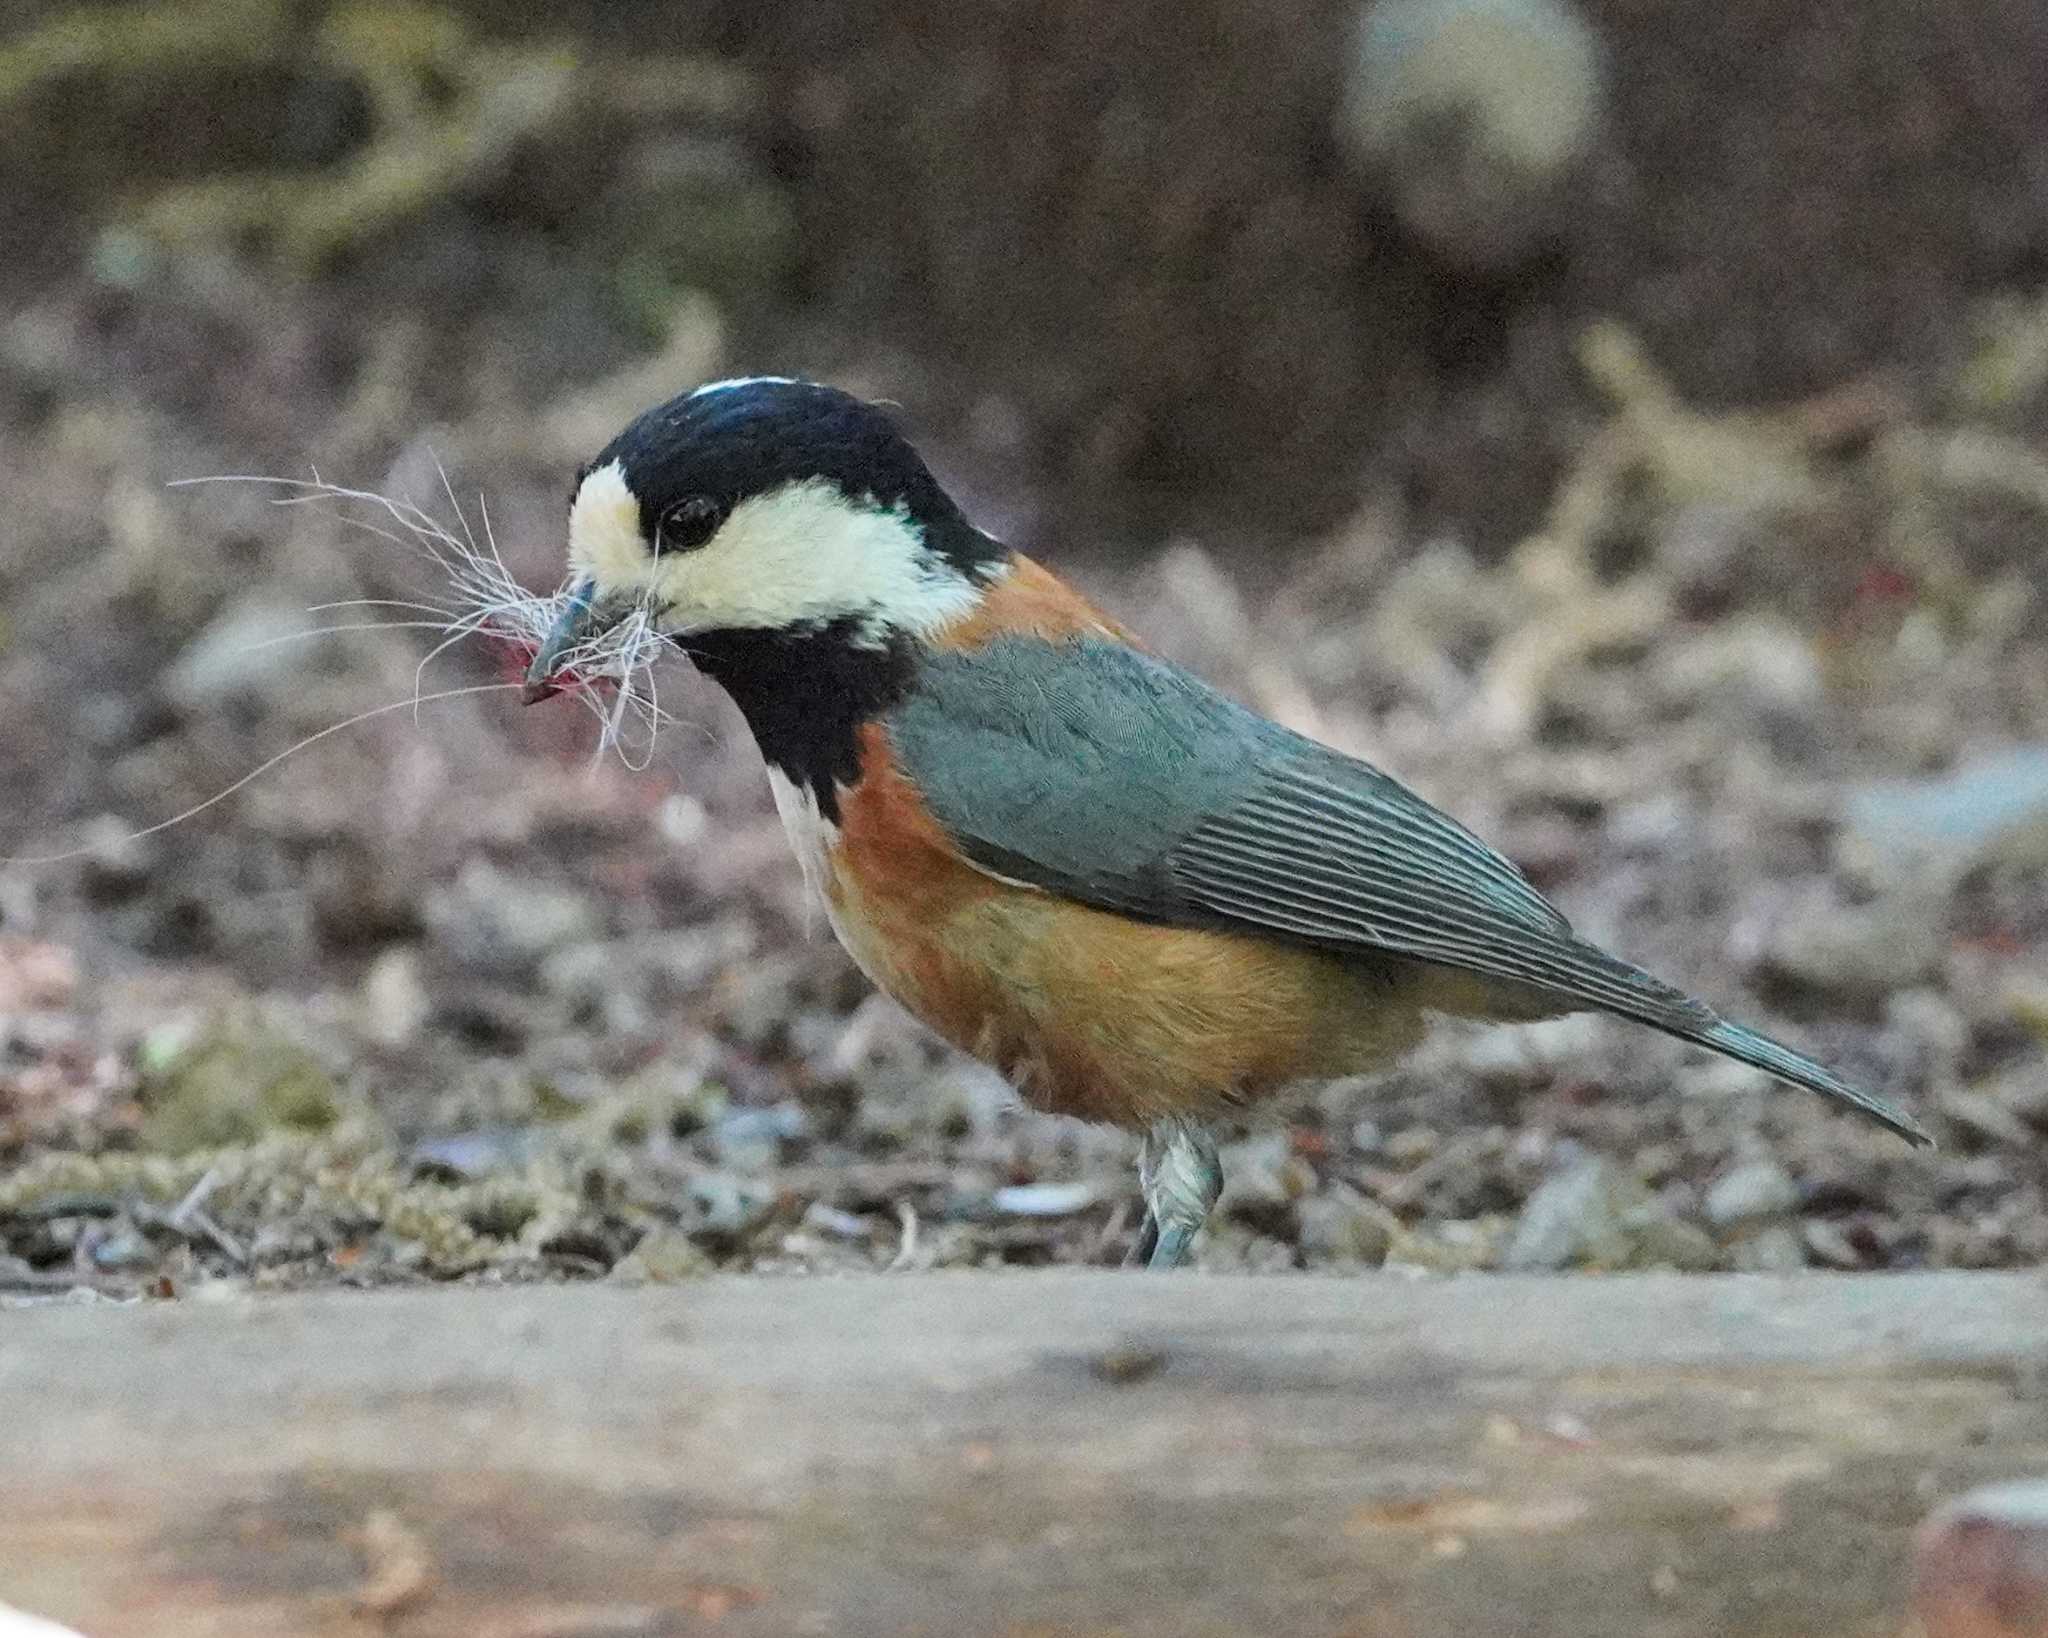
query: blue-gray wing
[
  {"left": 884, "top": 633, "right": 1932, "bottom": 1146},
  {"left": 886, "top": 634, "right": 1637, "bottom": 1000}
]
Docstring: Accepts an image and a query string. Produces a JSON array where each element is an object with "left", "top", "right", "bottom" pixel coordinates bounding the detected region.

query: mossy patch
[{"left": 137, "top": 1012, "right": 346, "bottom": 1154}]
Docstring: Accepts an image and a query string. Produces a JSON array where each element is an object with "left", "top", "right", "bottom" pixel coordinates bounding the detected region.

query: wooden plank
[{"left": 1, "top": 1272, "right": 2045, "bottom": 1638}]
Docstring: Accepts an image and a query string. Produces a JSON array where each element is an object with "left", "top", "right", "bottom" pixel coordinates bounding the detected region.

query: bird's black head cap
[{"left": 586, "top": 378, "right": 996, "bottom": 574}]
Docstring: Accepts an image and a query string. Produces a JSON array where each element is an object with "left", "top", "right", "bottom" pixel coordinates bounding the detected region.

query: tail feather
[
  {"left": 1677, "top": 1015, "right": 1933, "bottom": 1148},
  {"left": 1539, "top": 939, "right": 1935, "bottom": 1147}
]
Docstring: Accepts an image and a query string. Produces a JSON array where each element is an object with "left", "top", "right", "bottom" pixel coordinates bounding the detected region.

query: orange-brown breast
[{"left": 810, "top": 561, "right": 1493, "bottom": 1126}]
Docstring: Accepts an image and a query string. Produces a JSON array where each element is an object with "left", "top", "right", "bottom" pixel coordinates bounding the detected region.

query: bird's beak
[{"left": 522, "top": 579, "right": 619, "bottom": 704}]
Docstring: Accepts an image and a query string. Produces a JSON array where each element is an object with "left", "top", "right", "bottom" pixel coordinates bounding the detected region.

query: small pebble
[
  {"left": 1800, "top": 1219, "right": 1865, "bottom": 1269},
  {"left": 686, "top": 1171, "right": 776, "bottom": 1239},
  {"left": 1727, "top": 1223, "right": 1807, "bottom": 1272},
  {"left": 611, "top": 1228, "right": 714, "bottom": 1285},
  {"left": 1757, "top": 896, "right": 1945, "bottom": 1002},
  {"left": 1703, "top": 1159, "right": 1799, "bottom": 1229},
  {"left": 359, "top": 948, "right": 430, "bottom": 1050},
  {"left": 76, "top": 815, "right": 155, "bottom": 902},
  {"left": 800, "top": 1200, "right": 871, "bottom": 1240},
  {"left": 1847, "top": 746, "right": 2048, "bottom": 879},
  {"left": 1296, "top": 1190, "right": 1397, "bottom": 1265},
  {"left": 1506, "top": 1156, "right": 1718, "bottom": 1272},
  {"left": 991, "top": 1182, "right": 1102, "bottom": 1217},
  {"left": 163, "top": 596, "right": 317, "bottom": 708},
  {"left": 427, "top": 860, "right": 603, "bottom": 980}
]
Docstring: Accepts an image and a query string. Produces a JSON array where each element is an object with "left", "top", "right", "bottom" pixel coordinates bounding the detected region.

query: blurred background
[{"left": 2, "top": 0, "right": 2046, "bottom": 1290}]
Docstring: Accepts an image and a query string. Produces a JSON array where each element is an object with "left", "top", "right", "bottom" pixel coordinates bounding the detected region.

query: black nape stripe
[{"left": 678, "top": 619, "right": 916, "bottom": 821}]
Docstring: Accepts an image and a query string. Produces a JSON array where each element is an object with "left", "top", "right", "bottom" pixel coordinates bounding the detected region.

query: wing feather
[{"left": 1176, "top": 755, "right": 1711, "bottom": 1023}]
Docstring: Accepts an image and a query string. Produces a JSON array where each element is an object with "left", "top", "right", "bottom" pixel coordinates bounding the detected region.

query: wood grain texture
[{"left": 3, "top": 1272, "right": 2046, "bottom": 1638}]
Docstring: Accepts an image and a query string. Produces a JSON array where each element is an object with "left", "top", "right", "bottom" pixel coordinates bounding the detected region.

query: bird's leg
[{"left": 1127, "top": 1119, "right": 1223, "bottom": 1271}]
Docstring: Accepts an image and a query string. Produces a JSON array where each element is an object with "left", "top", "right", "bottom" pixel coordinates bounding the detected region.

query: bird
[{"left": 521, "top": 377, "right": 1931, "bottom": 1269}]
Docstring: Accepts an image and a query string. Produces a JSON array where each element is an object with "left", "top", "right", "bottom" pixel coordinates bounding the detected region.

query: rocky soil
[
  {"left": 5, "top": 287, "right": 2047, "bottom": 1298},
  {"left": 2, "top": 2, "right": 2046, "bottom": 1298}
]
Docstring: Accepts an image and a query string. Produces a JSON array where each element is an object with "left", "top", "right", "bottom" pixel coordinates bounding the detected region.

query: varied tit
[{"left": 525, "top": 377, "right": 1929, "bottom": 1269}]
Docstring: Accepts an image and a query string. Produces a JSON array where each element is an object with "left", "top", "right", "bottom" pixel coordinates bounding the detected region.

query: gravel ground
[
  {"left": 3, "top": 2, "right": 2048, "bottom": 1293},
  {"left": 3, "top": 261, "right": 2046, "bottom": 1298}
]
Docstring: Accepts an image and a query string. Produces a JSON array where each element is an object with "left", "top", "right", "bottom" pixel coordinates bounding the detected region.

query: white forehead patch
[
  {"left": 567, "top": 459, "right": 652, "bottom": 589},
  {"left": 651, "top": 478, "right": 984, "bottom": 641},
  {"left": 690, "top": 376, "right": 801, "bottom": 397}
]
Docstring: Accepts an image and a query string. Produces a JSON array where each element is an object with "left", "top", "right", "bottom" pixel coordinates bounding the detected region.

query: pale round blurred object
[
  {"left": 1915, "top": 1480, "right": 2048, "bottom": 1638},
  {"left": 1338, "top": 0, "right": 1610, "bottom": 271}
]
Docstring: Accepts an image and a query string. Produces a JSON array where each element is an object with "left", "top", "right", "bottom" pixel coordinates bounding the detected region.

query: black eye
[{"left": 656, "top": 495, "right": 722, "bottom": 554}]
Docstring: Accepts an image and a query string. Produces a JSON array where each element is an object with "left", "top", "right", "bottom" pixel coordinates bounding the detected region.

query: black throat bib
[{"left": 679, "top": 620, "right": 917, "bottom": 823}]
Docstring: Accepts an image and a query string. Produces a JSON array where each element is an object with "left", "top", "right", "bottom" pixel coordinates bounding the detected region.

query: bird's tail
[
  {"left": 1671, "top": 1014, "right": 1933, "bottom": 1147},
  {"left": 1527, "top": 937, "right": 1936, "bottom": 1147}
]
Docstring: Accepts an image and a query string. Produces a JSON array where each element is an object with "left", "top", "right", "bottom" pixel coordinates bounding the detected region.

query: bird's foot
[{"left": 1128, "top": 1121, "right": 1222, "bottom": 1271}]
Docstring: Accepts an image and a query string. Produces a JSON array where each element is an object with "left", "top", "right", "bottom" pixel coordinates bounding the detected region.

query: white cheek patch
[
  {"left": 567, "top": 459, "right": 653, "bottom": 590},
  {"left": 652, "top": 478, "right": 982, "bottom": 640}
]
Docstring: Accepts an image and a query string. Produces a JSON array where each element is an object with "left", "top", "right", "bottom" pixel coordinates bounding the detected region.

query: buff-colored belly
[{"left": 823, "top": 858, "right": 1496, "bottom": 1127}]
